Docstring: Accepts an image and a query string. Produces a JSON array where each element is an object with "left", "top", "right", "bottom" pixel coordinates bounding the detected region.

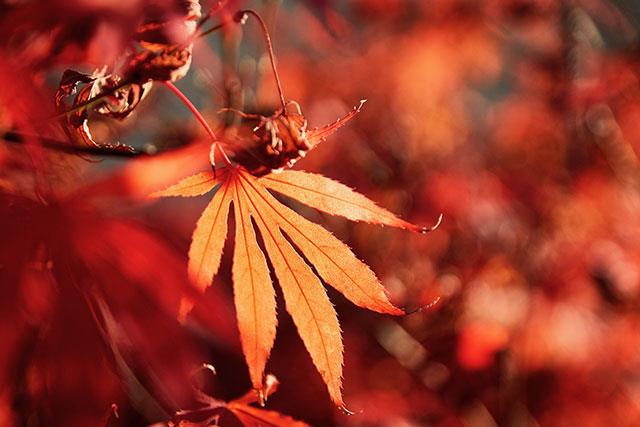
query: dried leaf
[
  {"left": 232, "top": 101, "right": 364, "bottom": 176},
  {"left": 55, "top": 68, "right": 147, "bottom": 150},
  {"left": 306, "top": 99, "right": 367, "bottom": 143},
  {"left": 126, "top": 47, "right": 194, "bottom": 83},
  {"left": 54, "top": 2, "right": 200, "bottom": 151},
  {"left": 125, "top": 0, "right": 201, "bottom": 83}
]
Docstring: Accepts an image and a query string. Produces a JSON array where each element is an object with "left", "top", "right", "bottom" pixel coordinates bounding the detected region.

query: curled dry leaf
[
  {"left": 54, "top": 1, "right": 201, "bottom": 149},
  {"left": 152, "top": 164, "right": 438, "bottom": 407},
  {"left": 230, "top": 100, "right": 366, "bottom": 176},
  {"left": 55, "top": 68, "right": 149, "bottom": 150},
  {"left": 121, "top": 0, "right": 202, "bottom": 84}
]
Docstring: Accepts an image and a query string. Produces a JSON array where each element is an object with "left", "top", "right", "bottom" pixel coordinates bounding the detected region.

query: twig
[{"left": 2, "top": 131, "right": 176, "bottom": 157}]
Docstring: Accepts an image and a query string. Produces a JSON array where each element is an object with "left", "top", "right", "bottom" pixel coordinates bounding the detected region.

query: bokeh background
[{"left": 3, "top": 0, "right": 640, "bottom": 426}]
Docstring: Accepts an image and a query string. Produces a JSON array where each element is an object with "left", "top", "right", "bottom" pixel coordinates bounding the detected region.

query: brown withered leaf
[
  {"left": 125, "top": 0, "right": 201, "bottom": 83},
  {"left": 135, "top": 0, "right": 202, "bottom": 51},
  {"left": 230, "top": 100, "right": 366, "bottom": 176},
  {"left": 126, "top": 47, "right": 193, "bottom": 83},
  {"left": 54, "top": 1, "right": 201, "bottom": 149},
  {"left": 171, "top": 373, "right": 308, "bottom": 426},
  {"left": 152, "top": 165, "right": 440, "bottom": 408},
  {"left": 55, "top": 69, "right": 148, "bottom": 150}
]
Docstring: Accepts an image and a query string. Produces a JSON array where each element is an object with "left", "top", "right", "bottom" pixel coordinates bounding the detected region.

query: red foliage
[{"left": 3, "top": 0, "right": 640, "bottom": 426}]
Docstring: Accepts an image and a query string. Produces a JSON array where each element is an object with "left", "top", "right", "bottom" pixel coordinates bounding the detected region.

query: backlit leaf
[
  {"left": 151, "top": 170, "right": 222, "bottom": 198},
  {"left": 153, "top": 163, "right": 429, "bottom": 408},
  {"left": 252, "top": 174, "right": 403, "bottom": 315},
  {"left": 237, "top": 171, "right": 344, "bottom": 407},
  {"left": 261, "top": 170, "right": 437, "bottom": 232},
  {"left": 188, "top": 179, "right": 233, "bottom": 290},
  {"left": 232, "top": 177, "right": 278, "bottom": 395}
]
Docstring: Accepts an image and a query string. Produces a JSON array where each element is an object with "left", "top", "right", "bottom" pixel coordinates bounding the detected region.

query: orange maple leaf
[{"left": 153, "top": 164, "right": 440, "bottom": 410}]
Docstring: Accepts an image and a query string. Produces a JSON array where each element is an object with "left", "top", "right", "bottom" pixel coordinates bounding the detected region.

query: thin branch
[
  {"left": 198, "top": 21, "right": 230, "bottom": 39},
  {"left": 2, "top": 131, "right": 157, "bottom": 157}
]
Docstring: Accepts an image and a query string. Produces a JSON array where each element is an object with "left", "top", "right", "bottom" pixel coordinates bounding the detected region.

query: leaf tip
[
  {"left": 404, "top": 296, "right": 442, "bottom": 315},
  {"left": 255, "top": 388, "right": 266, "bottom": 407},
  {"left": 338, "top": 404, "right": 361, "bottom": 416},
  {"left": 419, "top": 213, "right": 443, "bottom": 234},
  {"left": 387, "top": 306, "right": 407, "bottom": 316}
]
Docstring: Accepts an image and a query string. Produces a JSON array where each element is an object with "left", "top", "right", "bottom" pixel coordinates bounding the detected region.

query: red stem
[
  {"left": 163, "top": 81, "right": 232, "bottom": 165},
  {"left": 164, "top": 81, "right": 218, "bottom": 141},
  {"left": 238, "top": 10, "right": 287, "bottom": 110}
]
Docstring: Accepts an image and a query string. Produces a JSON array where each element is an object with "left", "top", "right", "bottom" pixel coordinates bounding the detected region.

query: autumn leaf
[
  {"left": 260, "top": 169, "right": 442, "bottom": 233},
  {"left": 153, "top": 165, "right": 438, "bottom": 408},
  {"left": 231, "top": 178, "right": 277, "bottom": 397}
]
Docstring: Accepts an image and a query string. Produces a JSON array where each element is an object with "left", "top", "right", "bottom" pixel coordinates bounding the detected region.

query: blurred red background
[{"left": 3, "top": 0, "right": 640, "bottom": 425}]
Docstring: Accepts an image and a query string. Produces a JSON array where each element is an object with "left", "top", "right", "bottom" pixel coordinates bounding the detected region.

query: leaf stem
[
  {"left": 236, "top": 10, "right": 286, "bottom": 110},
  {"left": 163, "top": 81, "right": 218, "bottom": 141},
  {"left": 2, "top": 131, "right": 149, "bottom": 157},
  {"left": 198, "top": 21, "right": 229, "bottom": 39},
  {"left": 162, "top": 81, "right": 232, "bottom": 166}
]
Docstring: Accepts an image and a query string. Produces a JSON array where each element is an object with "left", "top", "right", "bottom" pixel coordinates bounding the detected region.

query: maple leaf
[{"left": 153, "top": 166, "right": 440, "bottom": 409}]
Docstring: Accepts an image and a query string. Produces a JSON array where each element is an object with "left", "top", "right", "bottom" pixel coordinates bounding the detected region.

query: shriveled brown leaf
[
  {"left": 55, "top": 68, "right": 147, "bottom": 150},
  {"left": 231, "top": 101, "right": 365, "bottom": 176}
]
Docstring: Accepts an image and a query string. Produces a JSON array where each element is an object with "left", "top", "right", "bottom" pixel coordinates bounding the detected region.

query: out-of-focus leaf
[{"left": 171, "top": 373, "right": 309, "bottom": 426}]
